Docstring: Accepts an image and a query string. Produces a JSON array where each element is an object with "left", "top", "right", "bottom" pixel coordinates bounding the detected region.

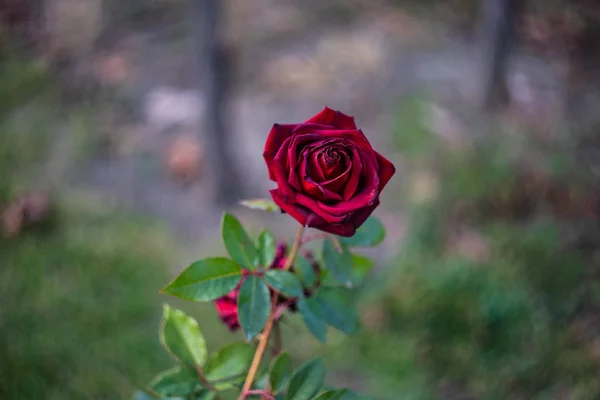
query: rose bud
[
  {"left": 213, "top": 243, "right": 320, "bottom": 331},
  {"left": 263, "top": 107, "right": 395, "bottom": 237}
]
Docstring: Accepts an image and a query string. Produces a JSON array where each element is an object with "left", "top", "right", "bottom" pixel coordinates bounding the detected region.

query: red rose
[
  {"left": 214, "top": 244, "right": 319, "bottom": 331},
  {"left": 263, "top": 107, "right": 395, "bottom": 237}
]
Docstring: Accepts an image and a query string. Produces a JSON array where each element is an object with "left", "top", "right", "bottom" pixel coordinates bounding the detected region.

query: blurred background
[{"left": 1, "top": 0, "right": 600, "bottom": 399}]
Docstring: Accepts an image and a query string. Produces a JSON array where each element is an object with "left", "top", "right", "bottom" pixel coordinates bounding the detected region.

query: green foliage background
[{"left": 2, "top": 48, "right": 600, "bottom": 399}]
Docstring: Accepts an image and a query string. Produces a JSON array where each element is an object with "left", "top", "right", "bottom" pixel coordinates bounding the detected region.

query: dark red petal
[
  {"left": 320, "top": 153, "right": 346, "bottom": 179},
  {"left": 223, "top": 315, "right": 240, "bottom": 331},
  {"left": 215, "top": 299, "right": 237, "bottom": 315},
  {"left": 296, "top": 193, "right": 349, "bottom": 224},
  {"left": 349, "top": 200, "right": 379, "bottom": 230},
  {"left": 300, "top": 177, "right": 343, "bottom": 202},
  {"left": 304, "top": 107, "right": 337, "bottom": 125},
  {"left": 288, "top": 170, "right": 303, "bottom": 191},
  {"left": 306, "top": 214, "right": 357, "bottom": 237},
  {"left": 332, "top": 110, "right": 358, "bottom": 130},
  {"left": 302, "top": 151, "right": 325, "bottom": 182},
  {"left": 264, "top": 124, "right": 297, "bottom": 180},
  {"left": 318, "top": 155, "right": 379, "bottom": 216},
  {"left": 304, "top": 107, "right": 358, "bottom": 130},
  {"left": 312, "top": 129, "right": 372, "bottom": 149},
  {"left": 267, "top": 135, "right": 293, "bottom": 185},
  {"left": 270, "top": 189, "right": 310, "bottom": 227},
  {"left": 271, "top": 244, "right": 288, "bottom": 269},
  {"left": 268, "top": 158, "right": 297, "bottom": 199},
  {"left": 320, "top": 161, "right": 351, "bottom": 193},
  {"left": 343, "top": 146, "right": 363, "bottom": 200},
  {"left": 375, "top": 151, "right": 396, "bottom": 191},
  {"left": 292, "top": 123, "right": 335, "bottom": 136}
]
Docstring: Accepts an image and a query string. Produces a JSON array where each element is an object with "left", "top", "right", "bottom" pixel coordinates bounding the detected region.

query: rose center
[{"left": 324, "top": 148, "right": 340, "bottom": 166}]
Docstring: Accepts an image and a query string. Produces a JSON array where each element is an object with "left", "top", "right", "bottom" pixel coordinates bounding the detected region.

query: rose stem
[
  {"left": 300, "top": 233, "right": 329, "bottom": 245},
  {"left": 245, "top": 390, "right": 276, "bottom": 400},
  {"left": 195, "top": 365, "right": 220, "bottom": 398},
  {"left": 238, "top": 225, "right": 306, "bottom": 400},
  {"left": 272, "top": 322, "right": 282, "bottom": 357}
]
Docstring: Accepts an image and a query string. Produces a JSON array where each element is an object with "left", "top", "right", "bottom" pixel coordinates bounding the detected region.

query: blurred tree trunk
[
  {"left": 193, "top": 0, "right": 242, "bottom": 205},
  {"left": 0, "top": 0, "right": 44, "bottom": 50},
  {"left": 479, "top": 0, "right": 523, "bottom": 111},
  {"left": 564, "top": 1, "right": 600, "bottom": 120}
]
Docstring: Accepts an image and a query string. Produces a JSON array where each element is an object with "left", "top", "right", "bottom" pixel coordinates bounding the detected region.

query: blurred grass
[
  {"left": 0, "top": 196, "right": 176, "bottom": 399},
  {"left": 0, "top": 47, "right": 179, "bottom": 399},
  {"left": 317, "top": 95, "right": 600, "bottom": 399},
  {"left": 3, "top": 29, "right": 600, "bottom": 400}
]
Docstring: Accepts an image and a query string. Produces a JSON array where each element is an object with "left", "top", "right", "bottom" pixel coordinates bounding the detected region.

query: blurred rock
[
  {"left": 262, "top": 53, "right": 327, "bottom": 95},
  {"left": 2, "top": 192, "right": 53, "bottom": 238},
  {"left": 446, "top": 227, "right": 490, "bottom": 264},
  {"left": 371, "top": 6, "right": 430, "bottom": 42},
  {"left": 360, "top": 305, "right": 388, "bottom": 331},
  {"left": 144, "top": 86, "right": 204, "bottom": 132},
  {"left": 45, "top": 0, "right": 103, "bottom": 57},
  {"left": 2, "top": 202, "right": 24, "bottom": 238},
  {"left": 23, "top": 192, "right": 52, "bottom": 224},
  {"left": 408, "top": 169, "right": 440, "bottom": 205},
  {"left": 97, "top": 53, "right": 130, "bottom": 85},
  {"left": 423, "top": 103, "right": 468, "bottom": 151},
  {"left": 165, "top": 134, "right": 204, "bottom": 184}
]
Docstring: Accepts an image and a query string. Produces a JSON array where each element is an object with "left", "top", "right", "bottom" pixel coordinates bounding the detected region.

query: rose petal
[
  {"left": 264, "top": 124, "right": 297, "bottom": 180},
  {"left": 215, "top": 298, "right": 237, "bottom": 316},
  {"left": 318, "top": 155, "right": 379, "bottom": 216},
  {"left": 375, "top": 151, "right": 396, "bottom": 191},
  {"left": 270, "top": 188, "right": 310, "bottom": 226},
  {"left": 296, "top": 193, "right": 349, "bottom": 224},
  {"left": 303, "top": 151, "right": 325, "bottom": 182},
  {"left": 319, "top": 128, "right": 372, "bottom": 145},
  {"left": 299, "top": 138, "right": 351, "bottom": 181},
  {"left": 349, "top": 200, "right": 379, "bottom": 230},
  {"left": 319, "top": 149, "right": 347, "bottom": 178},
  {"left": 272, "top": 244, "right": 288, "bottom": 269},
  {"left": 320, "top": 160, "right": 351, "bottom": 193},
  {"left": 304, "top": 107, "right": 358, "bottom": 130},
  {"left": 343, "top": 146, "right": 363, "bottom": 200},
  {"left": 293, "top": 123, "right": 335, "bottom": 136},
  {"left": 305, "top": 213, "right": 357, "bottom": 236},
  {"left": 268, "top": 158, "right": 297, "bottom": 199},
  {"left": 300, "top": 177, "right": 343, "bottom": 202}
]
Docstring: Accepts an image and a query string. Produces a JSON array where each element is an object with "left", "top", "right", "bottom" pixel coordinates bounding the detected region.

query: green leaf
[
  {"left": 298, "top": 297, "right": 327, "bottom": 343},
  {"left": 321, "top": 254, "right": 374, "bottom": 288},
  {"left": 350, "top": 253, "right": 374, "bottom": 287},
  {"left": 322, "top": 239, "right": 353, "bottom": 285},
  {"left": 270, "top": 352, "right": 293, "bottom": 394},
  {"left": 161, "top": 258, "right": 243, "bottom": 302},
  {"left": 240, "top": 198, "right": 281, "bottom": 213},
  {"left": 294, "top": 255, "right": 316, "bottom": 287},
  {"left": 265, "top": 270, "right": 304, "bottom": 298},
  {"left": 339, "top": 216, "right": 385, "bottom": 247},
  {"left": 238, "top": 275, "right": 271, "bottom": 341},
  {"left": 160, "top": 304, "right": 207, "bottom": 366},
  {"left": 286, "top": 358, "right": 326, "bottom": 400},
  {"left": 222, "top": 213, "right": 260, "bottom": 270},
  {"left": 205, "top": 342, "right": 255, "bottom": 390},
  {"left": 131, "top": 390, "right": 158, "bottom": 400},
  {"left": 257, "top": 229, "right": 277, "bottom": 268},
  {"left": 312, "top": 389, "right": 371, "bottom": 400},
  {"left": 192, "top": 391, "right": 216, "bottom": 400},
  {"left": 251, "top": 367, "right": 270, "bottom": 391},
  {"left": 313, "top": 288, "right": 359, "bottom": 335},
  {"left": 148, "top": 366, "right": 199, "bottom": 397}
]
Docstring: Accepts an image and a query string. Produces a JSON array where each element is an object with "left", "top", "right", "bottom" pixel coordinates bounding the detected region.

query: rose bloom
[
  {"left": 264, "top": 107, "right": 395, "bottom": 237},
  {"left": 214, "top": 244, "right": 320, "bottom": 331}
]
